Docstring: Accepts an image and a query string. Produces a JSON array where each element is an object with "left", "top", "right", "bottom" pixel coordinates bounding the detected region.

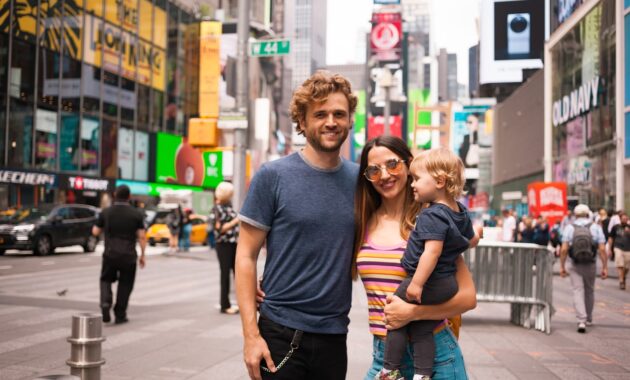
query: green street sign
[{"left": 250, "top": 39, "right": 291, "bottom": 57}]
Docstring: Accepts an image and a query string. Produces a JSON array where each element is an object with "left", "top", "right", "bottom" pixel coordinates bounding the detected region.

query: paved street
[{"left": 0, "top": 245, "right": 629, "bottom": 380}]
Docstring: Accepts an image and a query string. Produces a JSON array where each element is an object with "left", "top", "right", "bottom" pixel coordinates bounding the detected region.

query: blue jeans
[
  {"left": 179, "top": 224, "right": 192, "bottom": 251},
  {"left": 365, "top": 328, "right": 468, "bottom": 380}
]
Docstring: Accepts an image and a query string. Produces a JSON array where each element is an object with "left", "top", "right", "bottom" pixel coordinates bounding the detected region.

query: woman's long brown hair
[{"left": 352, "top": 136, "right": 422, "bottom": 279}]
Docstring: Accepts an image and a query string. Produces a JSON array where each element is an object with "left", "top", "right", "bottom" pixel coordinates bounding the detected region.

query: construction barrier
[{"left": 464, "top": 241, "right": 554, "bottom": 334}]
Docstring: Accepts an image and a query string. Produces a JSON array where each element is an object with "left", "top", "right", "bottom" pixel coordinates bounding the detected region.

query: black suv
[{"left": 0, "top": 205, "right": 100, "bottom": 256}]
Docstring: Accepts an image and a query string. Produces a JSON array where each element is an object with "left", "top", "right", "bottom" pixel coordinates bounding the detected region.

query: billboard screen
[
  {"left": 451, "top": 105, "right": 494, "bottom": 179},
  {"left": 155, "top": 133, "right": 225, "bottom": 188},
  {"left": 479, "top": 0, "right": 546, "bottom": 84}
]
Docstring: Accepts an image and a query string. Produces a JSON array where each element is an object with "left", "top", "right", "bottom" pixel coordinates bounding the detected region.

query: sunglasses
[{"left": 364, "top": 159, "right": 406, "bottom": 182}]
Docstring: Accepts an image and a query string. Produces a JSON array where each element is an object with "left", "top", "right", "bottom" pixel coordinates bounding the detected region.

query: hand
[
  {"left": 243, "top": 335, "right": 276, "bottom": 380},
  {"left": 559, "top": 267, "right": 567, "bottom": 278},
  {"left": 384, "top": 295, "right": 415, "bottom": 330},
  {"left": 256, "top": 277, "right": 265, "bottom": 308},
  {"left": 475, "top": 225, "right": 484, "bottom": 239},
  {"left": 139, "top": 255, "right": 146, "bottom": 269},
  {"left": 601, "top": 267, "right": 608, "bottom": 279},
  {"left": 406, "top": 282, "right": 423, "bottom": 303}
]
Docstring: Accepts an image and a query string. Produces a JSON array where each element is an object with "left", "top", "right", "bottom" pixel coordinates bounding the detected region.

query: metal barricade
[
  {"left": 464, "top": 241, "right": 555, "bottom": 334},
  {"left": 66, "top": 313, "right": 106, "bottom": 380}
]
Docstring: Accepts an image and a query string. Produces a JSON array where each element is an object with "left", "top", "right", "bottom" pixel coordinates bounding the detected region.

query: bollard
[{"left": 66, "top": 313, "right": 106, "bottom": 380}]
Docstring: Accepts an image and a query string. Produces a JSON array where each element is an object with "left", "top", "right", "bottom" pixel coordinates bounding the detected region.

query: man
[
  {"left": 235, "top": 71, "right": 358, "bottom": 380},
  {"left": 560, "top": 204, "right": 607, "bottom": 333},
  {"left": 93, "top": 184, "right": 147, "bottom": 324},
  {"left": 608, "top": 212, "right": 629, "bottom": 290},
  {"left": 501, "top": 209, "right": 516, "bottom": 242}
]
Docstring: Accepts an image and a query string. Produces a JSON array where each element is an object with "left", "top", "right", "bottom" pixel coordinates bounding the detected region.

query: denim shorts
[{"left": 364, "top": 328, "right": 468, "bottom": 380}]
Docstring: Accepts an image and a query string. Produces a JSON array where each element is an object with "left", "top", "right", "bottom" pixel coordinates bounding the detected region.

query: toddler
[{"left": 377, "top": 148, "right": 479, "bottom": 380}]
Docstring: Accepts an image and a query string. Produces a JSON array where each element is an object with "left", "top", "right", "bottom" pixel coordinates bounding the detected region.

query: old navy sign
[
  {"left": 552, "top": 76, "right": 599, "bottom": 127},
  {"left": 0, "top": 170, "right": 56, "bottom": 186}
]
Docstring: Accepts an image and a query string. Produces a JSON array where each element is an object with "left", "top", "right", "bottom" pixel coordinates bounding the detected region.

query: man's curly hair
[{"left": 289, "top": 70, "right": 358, "bottom": 135}]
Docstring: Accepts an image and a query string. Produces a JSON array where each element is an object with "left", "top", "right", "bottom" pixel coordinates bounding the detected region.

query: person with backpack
[{"left": 559, "top": 204, "right": 607, "bottom": 334}]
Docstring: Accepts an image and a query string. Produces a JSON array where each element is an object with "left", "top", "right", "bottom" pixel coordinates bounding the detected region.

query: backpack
[{"left": 570, "top": 223, "right": 595, "bottom": 263}]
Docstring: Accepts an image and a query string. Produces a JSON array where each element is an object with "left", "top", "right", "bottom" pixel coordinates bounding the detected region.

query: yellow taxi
[{"left": 146, "top": 213, "right": 208, "bottom": 246}]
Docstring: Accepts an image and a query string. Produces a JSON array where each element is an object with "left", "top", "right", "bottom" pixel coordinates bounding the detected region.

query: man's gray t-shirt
[{"left": 239, "top": 152, "right": 358, "bottom": 334}]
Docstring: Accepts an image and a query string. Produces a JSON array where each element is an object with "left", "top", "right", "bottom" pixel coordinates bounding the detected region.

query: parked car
[
  {"left": 0, "top": 204, "right": 100, "bottom": 256},
  {"left": 146, "top": 213, "right": 208, "bottom": 246}
]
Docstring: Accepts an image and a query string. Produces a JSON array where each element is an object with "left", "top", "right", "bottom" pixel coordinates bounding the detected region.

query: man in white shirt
[{"left": 502, "top": 209, "right": 516, "bottom": 242}]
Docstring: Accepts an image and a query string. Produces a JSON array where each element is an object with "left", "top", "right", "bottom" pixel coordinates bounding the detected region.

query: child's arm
[
  {"left": 406, "top": 239, "right": 443, "bottom": 303},
  {"left": 468, "top": 225, "right": 483, "bottom": 248}
]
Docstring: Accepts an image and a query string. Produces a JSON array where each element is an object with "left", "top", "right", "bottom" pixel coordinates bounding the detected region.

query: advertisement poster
[
  {"left": 80, "top": 117, "right": 99, "bottom": 172},
  {"left": 134, "top": 131, "right": 149, "bottom": 181},
  {"left": 370, "top": 12, "right": 402, "bottom": 61},
  {"left": 117, "top": 127, "right": 134, "bottom": 179},
  {"left": 155, "top": 133, "right": 224, "bottom": 188},
  {"left": 451, "top": 105, "right": 493, "bottom": 179},
  {"left": 199, "top": 21, "right": 221, "bottom": 118}
]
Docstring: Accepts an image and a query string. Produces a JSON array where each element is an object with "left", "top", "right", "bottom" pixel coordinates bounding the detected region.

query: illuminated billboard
[{"left": 479, "top": 0, "right": 547, "bottom": 84}]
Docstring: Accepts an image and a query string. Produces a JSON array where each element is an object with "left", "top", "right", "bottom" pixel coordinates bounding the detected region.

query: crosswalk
[{"left": 0, "top": 248, "right": 223, "bottom": 306}]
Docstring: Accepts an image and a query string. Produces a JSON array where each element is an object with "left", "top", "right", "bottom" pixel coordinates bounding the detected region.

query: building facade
[
  {"left": 544, "top": 0, "right": 627, "bottom": 211},
  {"left": 0, "top": 0, "right": 202, "bottom": 208}
]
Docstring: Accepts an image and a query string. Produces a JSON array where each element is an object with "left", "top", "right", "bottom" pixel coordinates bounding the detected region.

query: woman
[
  {"left": 179, "top": 208, "right": 193, "bottom": 252},
  {"left": 213, "top": 182, "right": 240, "bottom": 314},
  {"left": 166, "top": 206, "right": 182, "bottom": 254},
  {"left": 353, "top": 136, "right": 477, "bottom": 380}
]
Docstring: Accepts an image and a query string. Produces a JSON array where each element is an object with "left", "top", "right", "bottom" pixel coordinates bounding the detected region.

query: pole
[
  {"left": 383, "top": 85, "right": 391, "bottom": 136},
  {"left": 234, "top": 0, "right": 250, "bottom": 211}
]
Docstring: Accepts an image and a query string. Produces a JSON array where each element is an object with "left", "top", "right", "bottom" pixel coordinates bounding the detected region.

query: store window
[
  {"left": 34, "top": 108, "right": 57, "bottom": 170},
  {"left": 59, "top": 54, "right": 82, "bottom": 171},
  {"left": 152, "top": 89, "right": 164, "bottom": 131},
  {"left": 550, "top": 0, "right": 616, "bottom": 208},
  {"left": 81, "top": 116, "right": 100, "bottom": 174},
  {"left": 120, "top": 77, "right": 136, "bottom": 123},
  {"left": 8, "top": 39, "right": 36, "bottom": 168},
  {"left": 82, "top": 64, "right": 101, "bottom": 114},
  {"left": 137, "top": 84, "right": 150, "bottom": 131},
  {"left": 103, "top": 70, "right": 119, "bottom": 118},
  {"left": 101, "top": 118, "right": 118, "bottom": 178},
  {"left": 0, "top": 32, "right": 8, "bottom": 164}
]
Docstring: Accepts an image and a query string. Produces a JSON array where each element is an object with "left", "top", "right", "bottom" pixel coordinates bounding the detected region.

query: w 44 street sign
[{"left": 250, "top": 39, "right": 291, "bottom": 57}]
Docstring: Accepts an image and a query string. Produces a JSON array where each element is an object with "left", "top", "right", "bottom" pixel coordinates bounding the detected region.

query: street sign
[
  {"left": 218, "top": 112, "right": 248, "bottom": 130},
  {"left": 249, "top": 39, "right": 291, "bottom": 57}
]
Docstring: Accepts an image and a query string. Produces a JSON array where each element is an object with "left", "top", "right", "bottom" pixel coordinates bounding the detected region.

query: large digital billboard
[
  {"left": 479, "top": 0, "right": 547, "bottom": 84},
  {"left": 450, "top": 104, "right": 494, "bottom": 180},
  {"left": 155, "top": 133, "right": 225, "bottom": 188}
]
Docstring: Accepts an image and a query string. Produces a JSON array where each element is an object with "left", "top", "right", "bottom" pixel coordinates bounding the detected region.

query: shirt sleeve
[
  {"left": 414, "top": 208, "right": 450, "bottom": 241},
  {"left": 561, "top": 225, "right": 573, "bottom": 243},
  {"left": 463, "top": 216, "right": 475, "bottom": 240},
  {"left": 239, "top": 165, "right": 276, "bottom": 231},
  {"left": 591, "top": 224, "right": 605, "bottom": 244}
]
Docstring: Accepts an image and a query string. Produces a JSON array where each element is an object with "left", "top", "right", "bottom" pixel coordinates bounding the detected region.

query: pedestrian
[
  {"left": 212, "top": 182, "right": 240, "bottom": 314},
  {"left": 501, "top": 209, "right": 516, "bottom": 242},
  {"left": 166, "top": 206, "right": 181, "bottom": 253},
  {"left": 179, "top": 208, "right": 192, "bottom": 252},
  {"left": 559, "top": 204, "right": 607, "bottom": 333},
  {"left": 353, "top": 136, "right": 477, "bottom": 380},
  {"left": 375, "top": 147, "right": 479, "bottom": 380},
  {"left": 517, "top": 216, "right": 535, "bottom": 243},
  {"left": 92, "top": 184, "right": 146, "bottom": 324},
  {"left": 235, "top": 71, "right": 358, "bottom": 380},
  {"left": 532, "top": 215, "right": 550, "bottom": 247},
  {"left": 608, "top": 213, "right": 629, "bottom": 290}
]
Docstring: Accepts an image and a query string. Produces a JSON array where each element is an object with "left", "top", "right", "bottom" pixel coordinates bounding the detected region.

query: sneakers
[
  {"left": 376, "top": 369, "right": 404, "bottom": 380},
  {"left": 221, "top": 306, "right": 239, "bottom": 315},
  {"left": 577, "top": 322, "right": 586, "bottom": 333}
]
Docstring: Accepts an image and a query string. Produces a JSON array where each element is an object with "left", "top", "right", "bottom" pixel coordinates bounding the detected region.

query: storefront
[
  {"left": 0, "top": 169, "right": 57, "bottom": 209},
  {"left": 58, "top": 174, "right": 116, "bottom": 207},
  {"left": 544, "top": 0, "right": 622, "bottom": 210}
]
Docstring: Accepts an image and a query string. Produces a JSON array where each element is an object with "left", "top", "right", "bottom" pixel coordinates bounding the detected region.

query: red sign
[
  {"left": 469, "top": 192, "right": 490, "bottom": 210},
  {"left": 527, "top": 182, "right": 568, "bottom": 226},
  {"left": 371, "top": 12, "right": 402, "bottom": 60},
  {"left": 367, "top": 116, "right": 402, "bottom": 140}
]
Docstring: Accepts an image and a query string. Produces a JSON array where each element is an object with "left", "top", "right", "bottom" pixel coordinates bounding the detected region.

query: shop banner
[
  {"left": 370, "top": 12, "right": 402, "bottom": 61},
  {"left": 199, "top": 21, "right": 221, "bottom": 118},
  {"left": 59, "top": 174, "right": 115, "bottom": 192},
  {"left": 527, "top": 182, "right": 567, "bottom": 226},
  {"left": 0, "top": 169, "right": 57, "bottom": 187}
]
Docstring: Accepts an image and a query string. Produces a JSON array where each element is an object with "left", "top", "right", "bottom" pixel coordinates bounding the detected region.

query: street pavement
[{"left": 0, "top": 244, "right": 629, "bottom": 379}]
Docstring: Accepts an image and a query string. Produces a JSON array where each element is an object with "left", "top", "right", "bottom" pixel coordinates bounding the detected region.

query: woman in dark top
[{"left": 212, "top": 181, "right": 240, "bottom": 314}]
